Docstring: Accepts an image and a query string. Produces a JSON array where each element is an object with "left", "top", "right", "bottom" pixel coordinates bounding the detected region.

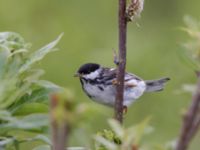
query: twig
[
  {"left": 176, "top": 72, "right": 200, "bottom": 150},
  {"left": 114, "top": 0, "right": 127, "bottom": 123}
]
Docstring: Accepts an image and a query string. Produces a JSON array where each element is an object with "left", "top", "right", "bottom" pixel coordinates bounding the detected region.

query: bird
[{"left": 74, "top": 63, "right": 170, "bottom": 108}]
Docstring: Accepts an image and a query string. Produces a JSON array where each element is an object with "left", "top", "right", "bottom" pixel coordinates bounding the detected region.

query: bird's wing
[
  {"left": 96, "top": 68, "right": 117, "bottom": 85},
  {"left": 125, "top": 73, "right": 142, "bottom": 81},
  {"left": 98, "top": 68, "right": 142, "bottom": 86}
]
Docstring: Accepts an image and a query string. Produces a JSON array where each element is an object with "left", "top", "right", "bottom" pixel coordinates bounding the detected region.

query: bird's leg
[{"left": 123, "top": 105, "right": 128, "bottom": 115}]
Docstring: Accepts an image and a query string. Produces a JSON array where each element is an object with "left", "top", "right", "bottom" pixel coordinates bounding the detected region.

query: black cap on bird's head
[{"left": 74, "top": 63, "right": 100, "bottom": 77}]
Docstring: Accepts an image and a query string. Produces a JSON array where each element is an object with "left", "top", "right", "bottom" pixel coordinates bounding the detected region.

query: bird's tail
[{"left": 145, "top": 77, "right": 170, "bottom": 92}]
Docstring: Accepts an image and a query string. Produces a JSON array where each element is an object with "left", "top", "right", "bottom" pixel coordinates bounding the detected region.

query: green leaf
[
  {"left": 0, "top": 110, "right": 14, "bottom": 122},
  {"left": 0, "top": 137, "right": 15, "bottom": 148},
  {"left": 19, "top": 33, "right": 63, "bottom": 74},
  {"left": 67, "top": 147, "right": 88, "bottom": 150},
  {"left": 0, "top": 45, "right": 10, "bottom": 76},
  {"left": 94, "top": 135, "right": 117, "bottom": 150},
  {"left": 177, "top": 48, "right": 200, "bottom": 70},
  {"left": 12, "top": 134, "right": 51, "bottom": 145},
  {"left": 108, "top": 119, "right": 124, "bottom": 138},
  {"left": 0, "top": 32, "right": 26, "bottom": 47},
  {"left": 183, "top": 15, "right": 200, "bottom": 31},
  {"left": 0, "top": 80, "right": 32, "bottom": 109},
  {"left": 33, "top": 145, "right": 88, "bottom": 150},
  {"left": 9, "top": 48, "right": 28, "bottom": 57},
  {"left": 34, "top": 135, "right": 51, "bottom": 145},
  {"left": 9, "top": 87, "right": 50, "bottom": 113},
  {"left": 33, "top": 145, "right": 51, "bottom": 150},
  {"left": 0, "top": 114, "right": 48, "bottom": 131},
  {"left": 23, "top": 69, "right": 45, "bottom": 83},
  {"left": 12, "top": 103, "right": 49, "bottom": 116},
  {"left": 131, "top": 117, "right": 152, "bottom": 145},
  {"left": 34, "top": 80, "right": 61, "bottom": 90}
]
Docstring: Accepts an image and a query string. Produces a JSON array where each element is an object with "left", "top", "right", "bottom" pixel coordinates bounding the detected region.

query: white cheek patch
[{"left": 84, "top": 69, "right": 100, "bottom": 79}]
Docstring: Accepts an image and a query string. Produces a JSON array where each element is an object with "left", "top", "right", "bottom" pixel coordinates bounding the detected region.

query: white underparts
[{"left": 82, "top": 77, "right": 146, "bottom": 107}]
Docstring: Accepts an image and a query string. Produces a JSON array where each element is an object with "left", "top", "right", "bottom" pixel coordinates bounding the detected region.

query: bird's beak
[{"left": 74, "top": 73, "right": 81, "bottom": 77}]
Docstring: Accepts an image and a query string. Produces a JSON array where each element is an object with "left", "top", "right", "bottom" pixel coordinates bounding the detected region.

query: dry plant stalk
[
  {"left": 50, "top": 94, "right": 69, "bottom": 150},
  {"left": 176, "top": 72, "right": 200, "bottom": 150}
]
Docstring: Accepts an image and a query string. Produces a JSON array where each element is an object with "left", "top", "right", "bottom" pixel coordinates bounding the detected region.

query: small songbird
[{"left": 74, "top": 63, "right": 170, "bottom": 107}]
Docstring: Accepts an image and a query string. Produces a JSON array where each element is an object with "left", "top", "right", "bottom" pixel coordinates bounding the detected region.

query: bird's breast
[{"left": 82, "top": 80, "right": 115, "bottom": 106}]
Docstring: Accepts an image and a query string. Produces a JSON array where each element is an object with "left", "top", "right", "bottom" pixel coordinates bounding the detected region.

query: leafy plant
[
  {"left": 179, "top": 16, "right": 200, "bottom": 70},
  {"left": 0, "top": 32, "right": 63, "bottom": 149},
  {"left": 94, "top": 118, "right": 178, "bottom": 150},
  {"left": 94, "top": 118, "right": 153, "bottom": 150}
]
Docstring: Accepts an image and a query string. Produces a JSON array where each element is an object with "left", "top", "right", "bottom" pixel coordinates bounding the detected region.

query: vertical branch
[
  {"left": 176, "top": 72, "right": 200, "bottom": 150},
  {"left": 115, "top": 0, "right": 127, "bottom": 123}
]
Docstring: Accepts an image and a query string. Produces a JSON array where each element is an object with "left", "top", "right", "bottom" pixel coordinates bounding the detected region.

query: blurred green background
[{"left": 0, "top": 0, "right": 200, "bottom": 149}]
